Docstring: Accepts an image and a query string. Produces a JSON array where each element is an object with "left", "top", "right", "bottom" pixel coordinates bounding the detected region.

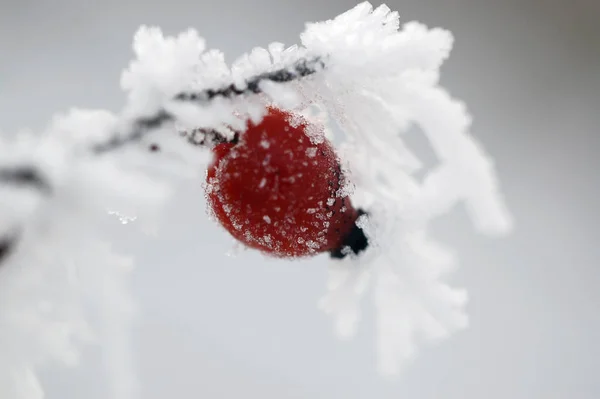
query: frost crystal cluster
[{"left": 0, "top": 2, "right": 512, "bottom": 397}]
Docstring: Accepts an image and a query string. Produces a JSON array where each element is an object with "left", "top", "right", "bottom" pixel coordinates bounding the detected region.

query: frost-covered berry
[{"left": 205, "top": 107, "right": 368, "bottom": 258}]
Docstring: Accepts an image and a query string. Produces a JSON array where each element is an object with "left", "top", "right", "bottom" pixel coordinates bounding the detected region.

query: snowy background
[{"left": 1, "top": 0, "right": 599, "bottom": 398}]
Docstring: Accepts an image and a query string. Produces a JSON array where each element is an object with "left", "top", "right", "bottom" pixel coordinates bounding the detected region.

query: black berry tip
[{"left": 329, "top": 208, "right": 369, "bottom": 259}]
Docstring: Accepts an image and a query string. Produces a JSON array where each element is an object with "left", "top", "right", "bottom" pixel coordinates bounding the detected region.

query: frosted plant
[{"left": 0, "top": 1, "right": 512, "bottom": 397}]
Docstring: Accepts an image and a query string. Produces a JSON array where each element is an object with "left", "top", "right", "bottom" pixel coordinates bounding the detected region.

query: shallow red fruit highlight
[{"left": 205, "top": 107, "right": 361, "bottom": 258}]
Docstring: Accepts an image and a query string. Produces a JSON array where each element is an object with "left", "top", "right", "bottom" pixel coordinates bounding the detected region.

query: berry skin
[{"left": 205, "top": 107, "right": 368, "bottom": 258}]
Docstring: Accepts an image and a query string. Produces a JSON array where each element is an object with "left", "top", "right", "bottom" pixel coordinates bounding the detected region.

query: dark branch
[
  {"left": 174, "top": 56, "right": 325, "bottom": 103},
  {"left": 179, "top": 128, "right": 239, "bottom": 148},
  {"left": 92, "top": 109, "right": 174, "bottom": 154},
  {"left": 0, "top": 166, "right": 52, "bottom": 194},
  {"left": 94, "top": 56, "right": 325, "bottom": 154}
]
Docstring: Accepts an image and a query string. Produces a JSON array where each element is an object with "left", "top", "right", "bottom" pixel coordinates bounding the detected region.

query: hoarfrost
[
  {"left": 305, "top": 147, "right": 317, "bottom": 158},
  {"left": 0, "top": 2, "right": 513, "bottom": 396},
  {"left": 306, "top": 2, "right": 513, "bottom": 375}
]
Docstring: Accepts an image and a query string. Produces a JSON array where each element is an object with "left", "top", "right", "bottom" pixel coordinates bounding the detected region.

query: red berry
[{"left": 205, "top": 107, "right": 367, "bottom": 258}]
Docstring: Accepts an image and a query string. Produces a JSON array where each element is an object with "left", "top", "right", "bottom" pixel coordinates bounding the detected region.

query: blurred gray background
[{"left": 1, "top": 0, "right": 599, "bottom": 398}]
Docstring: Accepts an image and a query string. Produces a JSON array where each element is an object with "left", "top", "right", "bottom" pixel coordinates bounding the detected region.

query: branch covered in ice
[{"left": 0, "top": 1, "right": 512, "bottom": 396}]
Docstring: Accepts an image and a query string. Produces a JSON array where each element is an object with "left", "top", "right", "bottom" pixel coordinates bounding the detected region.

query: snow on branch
[
  {"left": 0, "top": 2, "right": 512, "bottom": 397},
  {"left": 0, "top": 57, "right": 326, "bottom": 198}
]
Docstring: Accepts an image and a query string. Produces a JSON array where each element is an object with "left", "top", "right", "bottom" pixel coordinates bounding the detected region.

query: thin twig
[{"left": 174, "top": 56, "right": 325, "bottom": 103}]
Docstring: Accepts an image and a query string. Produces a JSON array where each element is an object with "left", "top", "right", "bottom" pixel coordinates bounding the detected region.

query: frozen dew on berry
[{"left": 205, "top": 107, "right": 367, "bottom": 259}]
